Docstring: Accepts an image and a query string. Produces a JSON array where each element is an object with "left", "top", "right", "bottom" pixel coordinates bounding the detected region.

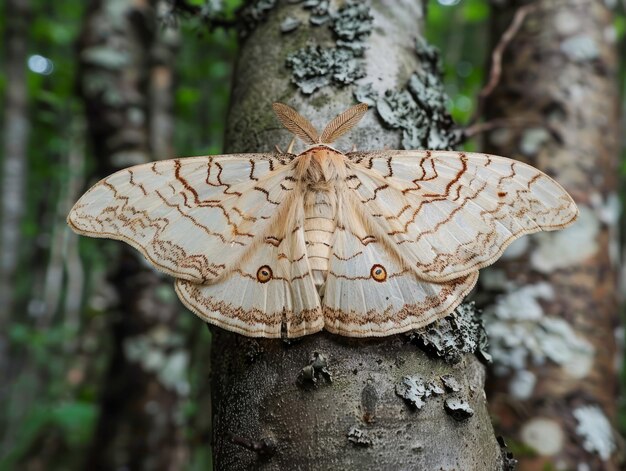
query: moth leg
[
  {"left": 351, "top": 144, "right": 357, "bottom": 152},
  {"left": 286, "top": 137, "right": 296, "bottom": 154},
  {"left": 275, "top": 144, "right": 283, "bottom": 153}
]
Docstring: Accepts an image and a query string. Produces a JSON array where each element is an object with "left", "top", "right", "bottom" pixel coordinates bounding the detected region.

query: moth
[{"left": 68, "top": 103, "right": 578, "bottom": 338}]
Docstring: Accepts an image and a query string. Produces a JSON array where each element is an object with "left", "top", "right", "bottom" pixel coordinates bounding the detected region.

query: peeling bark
[
  {"left": 77, "top": 1, "right": 188, "bottom": 469},
  {"left": 211, "top": 1, "right": 503, "bottom": 469},
  {"left": 481, "top": 1, "right": 622, "bottom": 469}
]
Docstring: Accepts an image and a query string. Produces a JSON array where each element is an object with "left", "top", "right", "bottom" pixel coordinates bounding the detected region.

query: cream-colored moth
[{"left": 68, "top": 103, "right": 578, "bottom": 338}]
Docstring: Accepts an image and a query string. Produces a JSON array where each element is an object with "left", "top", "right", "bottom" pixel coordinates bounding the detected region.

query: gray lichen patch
[
  {"left": 331, "top": 0, "right": 373, "bottom": 56},
  {"left": 353, "top": 82, "right": 378, "bottom": 106},
  {"left": 347, "top": 426, "right": 373, "bottom": 447},
  {"left": 286, "top": 45, "right": 366, "bottom": 94},
  {"left": 414, "top": 36, "right": 441, "bottom": 72},
  {"left": 530, "top": 207, "right": 600, "bottom": 273},
  {"left": 239, "top": 0, "right": 277, "bottom": 37},
  {"left": 410, "top": 302, "right": 491, "bottom": 364},
  {"left": 303, "top": 0, "right": 331, "bottom": 26},
  {"left": 497, "top": 436, "right": 519, "bottom": 471},
  {"left": 395, "top": 375, "right": 444, "bottom": 410},
  {"left": 440, "top": 375, "right": 461, "bottom": 393},
  {"left": 81, "top": 47, "right": 130, "bottom": 70},
  {"left": 123, "top": 327, "right": 190, "bottom": 395},
  {"left": 519, "top": 127, "right": 550, "bottom": 156},
  {"left": 520, "top": 417, "right": 564, "bottom": 456},
  {"left": 297, "top": 351, "right": 332, "bottom": 387},
  {"left": 508, "top": 370, "right": 536, "bottom": 400},
  {"left": 485, "top": 282, "right": 594, "bottom": 382},
  {"left": 444, "top": 398, "right": 474, "bottom": 421},
  {"left": 286, "top": 0, "right": 373, "bottom": 94},
  {"left": 376, "top": 89, "right": 426, "bottom": 149},
  {"left": 374, "top": 39, "right": 456, "bottom": 150},
  {"left": 590, "top": 191, "right": 620, "bottom": 226},
  {"left": 280, "top": 16, "right": 302, "bottom": 33},
  {"left": 573, "top": 405, "right": 616, "bottom": 460},
  {"left": 560, "top": 34, "right": 600, "bottom": 62}
]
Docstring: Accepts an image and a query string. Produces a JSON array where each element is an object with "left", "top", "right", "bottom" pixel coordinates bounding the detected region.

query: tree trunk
[
  {"left": 0, "top": 0, "right": 30, "bottom": 364},
  {"left": 211, "top": 1, "right": 504, "bottom": 469},
  {"left": 481, "top": 1, "right": 621, "bottom": 469},
  {"left": 0, "top": 0, "right": 30, "bottom": 453},
  {"left": 77, "top": 1, "right": 188, "bottom": 469}
]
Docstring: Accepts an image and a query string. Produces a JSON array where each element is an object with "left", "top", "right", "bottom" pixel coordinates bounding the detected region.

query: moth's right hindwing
[{"left": 322, "top": 209, "right": 479, "bottom": 336}]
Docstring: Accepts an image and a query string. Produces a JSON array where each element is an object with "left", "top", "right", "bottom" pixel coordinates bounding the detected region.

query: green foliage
[
  {"left": 426, "top": 0, "right": 487, "bottom": 127},
  {"left": 504, "top": 438, "right": 539, "bottom": 458},
  {"left": 0, "top": 402, "right": 97, "bottom": 471},
  {"left": 174, "top": 26, "right": 238, "bottom": 155}
]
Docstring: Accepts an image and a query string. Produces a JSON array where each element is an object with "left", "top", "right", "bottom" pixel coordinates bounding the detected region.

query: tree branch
[{"left": 467, "top": 4, "right": 537, "bottom": 127}]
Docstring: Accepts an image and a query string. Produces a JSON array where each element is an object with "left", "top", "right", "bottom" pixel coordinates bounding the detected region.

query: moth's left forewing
[
  {"left": 344, "top": 150, "right": 578, "bottom": 282},
  {"left": 68, "top": 153, "right": 299, "bottom": 283}
]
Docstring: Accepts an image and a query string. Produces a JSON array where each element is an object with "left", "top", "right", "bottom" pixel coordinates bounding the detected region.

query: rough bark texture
[
  {"left": 77, "top": 1, "right": 188, "bottom": 469},
  {"left": 481, "top": 1, "right": 622, "bottom": 469},
  {"left": 211, "top": 1, "right": 503, "bottom": 469}
]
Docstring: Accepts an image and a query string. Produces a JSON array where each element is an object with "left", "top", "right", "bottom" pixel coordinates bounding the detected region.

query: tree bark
[
  {"left": 481, "top": 1, "right": 622, "bottom": 469},
  {"left": 0, "top": 0, "right": 30, "bottom": 453},
  {"left": 211, "top": 1, "right": 504, "bottom": 469},
  {"left": 0, "top": 0, "right": 30, "bottom": 363},
  {"left": 77, "top": 1, "right": 188, "bottom": 469}
]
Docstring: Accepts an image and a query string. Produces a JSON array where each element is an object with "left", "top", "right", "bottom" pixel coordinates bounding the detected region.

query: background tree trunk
[
  {"left": 481, "top": 1, "right": 622, "bottom": 469},
  {"left": 77, "top": 1, "right": 188, "bottom": 469},
  {"left": 0, "top": 0, "right": 31, "bottom": 458},
  {"left": 211, "top": 1, "right": 504, "bottom": 469},
  {"left": 0, "top": 0, "right": 30, "bottom": 376}
]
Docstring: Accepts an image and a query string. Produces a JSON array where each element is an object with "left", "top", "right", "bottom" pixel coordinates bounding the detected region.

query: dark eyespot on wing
[{"left": 257, "top": 265, "right": 273, "bottom": 283}]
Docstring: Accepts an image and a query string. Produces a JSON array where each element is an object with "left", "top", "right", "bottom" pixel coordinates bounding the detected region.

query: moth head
[{"left": 272, "top": 102, "right": 369, "bottom": 148}]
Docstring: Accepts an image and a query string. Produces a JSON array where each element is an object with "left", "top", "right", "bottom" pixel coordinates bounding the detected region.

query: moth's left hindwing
[
  {"left": 68, "top": 153, "right": 323, "bottom": 338},
  {"left": 174, "top": 194, "right": 324, "bottom": 338}
]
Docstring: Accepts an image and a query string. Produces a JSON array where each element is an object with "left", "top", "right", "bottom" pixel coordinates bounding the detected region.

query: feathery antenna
[
  {"left": 319, "top": 103, "right": 368, "bottom": 144},
  {"left": 272, "top": 102, "right": 369, "bottom": 146},
  {"left": 272, "top": 103, "right": 320, "bottom": 145}
]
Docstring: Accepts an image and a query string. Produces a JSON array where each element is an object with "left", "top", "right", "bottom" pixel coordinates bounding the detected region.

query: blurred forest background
[{"left": 0, "top": 0, "right": 625, "bottom": 469}]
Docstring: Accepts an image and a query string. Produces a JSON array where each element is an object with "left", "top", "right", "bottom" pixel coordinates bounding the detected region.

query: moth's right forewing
[
  {"left": 344, "top": 150, "right": 578, "bottom": 282},
  {"left": 67, "top": 154, "right": 296, "bottom": 283}
]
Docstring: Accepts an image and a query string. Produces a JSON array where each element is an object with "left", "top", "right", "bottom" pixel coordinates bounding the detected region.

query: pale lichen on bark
[
  {"left": 369, "top": 38, "right": 457, "bottom": 150},
  {"left": 411, "top": 302, "right": 492, "bottom": 364},
  {"left": 284, "top": 0, "right": 373, "bottom": 94}
]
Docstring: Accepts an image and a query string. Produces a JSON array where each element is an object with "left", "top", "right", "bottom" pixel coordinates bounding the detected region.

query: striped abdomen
[{"left": 304, "top": 190, "right": 336, "bottom": 290}]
